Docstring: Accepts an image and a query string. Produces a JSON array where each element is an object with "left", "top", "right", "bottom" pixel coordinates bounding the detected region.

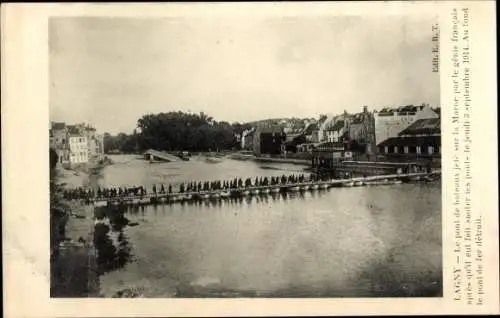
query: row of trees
[{"left": 104, "top": 112, "right": 252, "bottom": 154}]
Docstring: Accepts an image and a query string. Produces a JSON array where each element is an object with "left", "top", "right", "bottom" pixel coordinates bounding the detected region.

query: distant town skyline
[{"left": 50, "top": 16, "right": 439, "bottom": 134}]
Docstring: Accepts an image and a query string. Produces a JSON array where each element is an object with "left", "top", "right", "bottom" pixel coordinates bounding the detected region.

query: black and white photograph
[{"left": 48, "top": 14, "right": 443, "bottom": 298}]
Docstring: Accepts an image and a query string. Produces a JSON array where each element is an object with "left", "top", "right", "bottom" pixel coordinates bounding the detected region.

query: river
[{"left": 92, "top": 154, "right": 442, "bottom": 298}]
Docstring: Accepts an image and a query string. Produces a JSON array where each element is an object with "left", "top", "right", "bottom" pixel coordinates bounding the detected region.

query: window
[
  {"left": 404, "top": 146, "right": 409, "bottom": 154},
  {"left": 384, "top": 146, "right": 389, "bottom": 154},
  {"left": 416, "top": 146, "right": 421, "bottom": 154},
  {"left": 428, "top": 146, "right": 434, "bottom": 154}
]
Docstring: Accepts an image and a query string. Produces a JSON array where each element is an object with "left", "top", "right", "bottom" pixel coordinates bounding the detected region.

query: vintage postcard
[{"left": 2, "top": 1, "right": 498, "bottom": 317}]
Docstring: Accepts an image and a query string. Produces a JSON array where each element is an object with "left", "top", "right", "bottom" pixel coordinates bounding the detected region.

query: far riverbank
[{"left": 229, "top": 152, "right": 310, "bottom": 165}]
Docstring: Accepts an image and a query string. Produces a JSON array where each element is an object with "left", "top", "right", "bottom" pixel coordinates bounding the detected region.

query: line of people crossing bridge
[{"left": 63, "top": 173, "right": 320, "bottom": 201}]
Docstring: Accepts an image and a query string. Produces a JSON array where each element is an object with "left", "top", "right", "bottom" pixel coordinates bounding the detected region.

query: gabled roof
[
  {"left": 325, "top": 120, "right": 345, "bottom": 132},
  {"left": 377, "top": 135, "right": 441, "bottom": 148},
  {"left": 52, "top": 122, "right": 66, "bottom": 130},
  {"left": 302, "top": 123, "right": 318, "bottom": 135},
  {"left": 319, "top": 114, "right": 336, "bottom": 130},
  {"left": 399, "top": 118, "right": 441, "bottom": 136}
]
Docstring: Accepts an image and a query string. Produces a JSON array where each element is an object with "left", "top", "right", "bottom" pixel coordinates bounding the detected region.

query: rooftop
[
  {"left": 302, "top": 123, "right": 318, "bottom": 135},
  {"left": 377, "top": 135, "right": 441, "bottom": 148},
  {"left": 377, "top": 104, "right": 427, "bottom": 115},
  {"left": 350, "top": 112, "right": 372, "bottom": 124},
  {"left": 325, "top": 120, "right": 345, "bottom": 132},
  {"left": 52, "top": 122, "right": 66, "bottom": 130},
  {"left": 67, "top": 125, "right": 82, "bottom": 136},
  {"left": 399, "top": 118, "right": 441, "bottom": 136}
]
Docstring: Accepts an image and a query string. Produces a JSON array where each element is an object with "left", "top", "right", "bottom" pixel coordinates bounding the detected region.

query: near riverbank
[{"left": 50, "top": 158, "right": 112, "bottom": 297}]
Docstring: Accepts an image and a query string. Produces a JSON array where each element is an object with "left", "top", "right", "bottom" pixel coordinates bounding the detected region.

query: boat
[
  {"left": 182, "top": 194, "right": 193, "bottom": 201},
  {"left": 220, "top": 190, "right": 231, "bottom": 198},
  {"left": 131, "top": 198, "right": 141, "bottom": 205},
  {"left": 311, "top": 184, "right": 319, "bottom": 190},
  {"left": 343, "top": 181, "right": 354, "bottom": 187},
  {"left": 301, "top": 185, "right": 310, "bottom": 191},
  {"left": 320, "top": 183, "right": 329, "bottom": 189},
  {"left": 202, "top": 193, "right": 211, "bottom": 200},
  {"left": 288, "top": 186, "right": 300, "bottom": 192},
  {"left": 392, "top": 180, "right": 403, "bottom": 184},
  {"left": 94, "top": 200, "right": 108, "bottom": 207},
  {"left": 139, "top": 198, "right": 151, "bottom": 205},
  {"left": 241, "top": 190, "right": 250, "bottom": 196},
  {"left": 261, "top": 188, "right": 270, "bottom": 194},
  {"left": 211, "top": 193, "right": 221, "bottom": 199},
  {"left": 159, "top": 197, "right": 167, "bottom": 203},
  {"left": 271, "top": 187, "right": 281, "bottom": 193},
  {"left": 251, "top": 189, "right": 260, "bottom": 195},
  {"left": 177, "top": 151, "right": 191, "bottom": 161},
  {"left": 354, "top": 181, "right": 364, "bottom": 186}
]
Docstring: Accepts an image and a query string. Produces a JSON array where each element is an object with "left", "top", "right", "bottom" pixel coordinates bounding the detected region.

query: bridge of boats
[{"left": 92, "top": 171, "right": 439, "bottom": 206}]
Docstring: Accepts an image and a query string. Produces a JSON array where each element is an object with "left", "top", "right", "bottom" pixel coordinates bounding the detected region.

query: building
[
  {"left": 49, "top": 121, "right": 105, "bottom": 165},
  {"left": 376, "top": 117, "right": 441, "bottom": 158},
  {"left": 282, "top": 133, "right": 306, "bottom": 153},
  {"left": 81, "top": 124, "right": 105, "bottom": 160},
  {"left": 50, "top": 122, "right": 70, "bottom": 164},
  {"left": 316, "top": 111, "right": 351, "bottom": 144},
  {"left": 241, "top": 128, "right": 255, "bottom": 150},
  {"left": 324, "top": 119, "right": 347, "bottom": 143},
  {"left": 253, "top": 126, "right": 285, "bottom": 156},
  {"left": 311, "top": 141, "right": 352, "bottom": 177},
  {"left": 302, "top": 122, "right": 319, "bottom": 143},
  {"left": 67, "top": 125, "right": 89, "bottom": 164},
  {"left": 315, "top": 114, "right": 333, "bottom": 143},
  {"left": 373, "top": 103, "right": 439, "bottom": 148},
  {"left": 347, "top": 106, "right": 376, "bottom": 155}
]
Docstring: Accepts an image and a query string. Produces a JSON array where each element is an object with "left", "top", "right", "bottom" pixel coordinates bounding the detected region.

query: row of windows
[
  {"left": 71, "top": 152, "right": 87, "bottom": 157},
  {"left": 69, "top": 138, "right": 86, "bottom": 143},
  {"left": 378, "top": 145, "right": 440, "bottom": 155}
]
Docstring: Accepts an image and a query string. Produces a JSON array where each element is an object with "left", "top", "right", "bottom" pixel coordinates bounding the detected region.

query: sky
[{"left": 49, "top": 16, "right": 439, "bottom": 134}]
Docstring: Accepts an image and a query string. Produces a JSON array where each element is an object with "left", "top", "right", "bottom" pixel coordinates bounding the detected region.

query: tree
[{"left": 135, "top": 111, "right": 238, "bottom": 152}]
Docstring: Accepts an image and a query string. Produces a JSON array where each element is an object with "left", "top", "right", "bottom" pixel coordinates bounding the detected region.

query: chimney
[{"left": 363, "top": 105, "right": 368, "bottom": 113}]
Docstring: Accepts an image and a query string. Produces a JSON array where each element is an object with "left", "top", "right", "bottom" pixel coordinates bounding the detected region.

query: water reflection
[
  {"left": 93, "top": 205, "right": 133, "bottom": 275},
  {"left": 95, "top": 155, "right": 441, "bottom": 298}
]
